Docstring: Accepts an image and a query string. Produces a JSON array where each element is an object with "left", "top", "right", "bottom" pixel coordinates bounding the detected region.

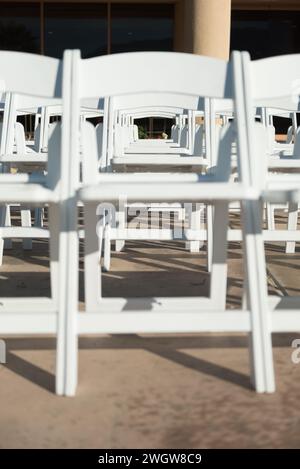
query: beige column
[
  {"left": 174, "top": 0, "right": 185, "bottom": 52},
  {"left": 191, "top": 0, "right": 232, "bottom": 59},
  {"left": 174, "top": 0, "right": 193, "bottom": 53}
]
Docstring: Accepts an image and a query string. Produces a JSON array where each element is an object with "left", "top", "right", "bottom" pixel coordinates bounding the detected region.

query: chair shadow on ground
[
  {"left": 4, "top": 350, "right": 56, "bottom": 393},
  {"left": 3, "top": 332, "right": 296, "bottom": 394},
  {"left": 1, "top": 236, "right": 296, "bottom": 393}
]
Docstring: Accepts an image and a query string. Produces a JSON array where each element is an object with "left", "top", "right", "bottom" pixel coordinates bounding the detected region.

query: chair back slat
[
  {"left": 79, "top": 52, "right": 232, "bottom": 100},
  {"left": 0, "top": 51, "right": 62, "bottom": 98}
]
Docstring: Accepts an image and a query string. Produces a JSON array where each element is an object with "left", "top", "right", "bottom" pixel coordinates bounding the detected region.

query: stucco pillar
[
  {"left": 192, "top": 0, "right": 232, "bottom": 59},
  {"left": 174, "top": 0, "right": 186, "bottom": 52}
]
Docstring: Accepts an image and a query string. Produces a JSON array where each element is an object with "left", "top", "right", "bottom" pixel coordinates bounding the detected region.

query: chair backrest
[
  {"left": 79, "top": 52, "right": 231, "bottom": 99},
  {"left": 106, "top": 94, "right": 201, "bottom": 166},
  {"left": 113, "top": 94, "right": 200, "bottom": 112},
  {"left": 0, "top": 51, "right": 62, "bottom": 97},
  {"left": 73, "top": 51, "right": 233, "bottom": 178},
  {"left": 1, "top": 93, "right": 62, "bottom": 155},
  {"left": 239, "top": 52, "right": 300, "bottom": 186},
  {"left": 0, "top": 51, "right": 63, "bottom": 189}
]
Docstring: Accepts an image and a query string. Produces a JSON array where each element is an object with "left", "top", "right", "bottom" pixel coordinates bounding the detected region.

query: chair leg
[
  {"left": 115, "top": 208, "right": 125, "bottom": 252},
  {"left": 84, "top": 203, "right": 102, "bottom": 313},
  {"left": 206, "top": 204, "right": 214, "bottom": 272},
  {"left": 0, "top": 205, "right": 5, "bottom": 266},
  {"left": 185, "top": 203, "right": 192, "bottom": 250},
  {"left": 20, "top": 205, "right": 32, "bottom": 250},
  {"left": 103, "top": 223, "right": 111, "bottom": 272},
  {"left": 54, "top": 203, "right": 65, "bottom": 396},
  {"left": 34, "top": 173, "right": 44, "bottom": 229},
  {"left": 189, "top": 203, "right": 202, "bottom": 253},
  {"left": 0, "top": 239, "right": 3, "bottom": 266},
  {"left": 210, "top": 201, "right": 229, "bottom": 310},
  {"left": 115, "top": 207, "right": 126, "bottom": 252},
  {"left": 55, "top": 199, "right": 78, "bottom": 397},
  {"left": 266, "top": 203, "right": 275, "bottom": 231},
  {"left": 242, "top": 200, "right": 275, "bottom": 393},
  {"left": 0, "top": 204, "right": 12, "bottom": 265},
  {"left": 177, "top": 206, "right": 185, "bottom": 222},
  {"left": 4, "top": 205, "right": 12, "bottom": 250},
  {"left": 286, "top": 202, "right": 298, "bottom": 254},
  {"left": 49, "top": 204, "right": 59, "bottom": 306},
  {"left": 34, "top": 207, "right": 44, "bottom": 228}
]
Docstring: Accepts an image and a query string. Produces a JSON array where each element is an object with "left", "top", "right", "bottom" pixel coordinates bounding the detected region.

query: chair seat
[
  {"left": 0, "top": 183, "right": 58, "bottom": 203},
  {"left": 124, "top": 147, "right": 189, "bottom": 154},
  {"left": 112, "top": 155, "right": 206, "bottom": 166},
  {"left": 264, "top": 173, "right": 300, "bottom": 199},
  {"left": 79, "top": 181, "right": 259, "bottom": 203},
  {"left": 0, "top": 152, "right": 48, "bottom": 163},
  {"left": 130, "top": 139, "right": 174, "bottom": 145},
  {"left": 268, "top": 157, "right": 300, "bottom": 168}
]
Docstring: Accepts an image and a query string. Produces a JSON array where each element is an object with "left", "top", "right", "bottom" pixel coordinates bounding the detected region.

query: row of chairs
[
  {"left": 2, "top": 85, "right": 298, "bottom": 266},
  {"left": 93, "top": 94, "right": 300, "bottom": 273},
  {"left": 0, "top": 92, "right": 104, "bottom": 263},
  {"left": 0, "top": 49, "right": 300, "bottom": 396}
]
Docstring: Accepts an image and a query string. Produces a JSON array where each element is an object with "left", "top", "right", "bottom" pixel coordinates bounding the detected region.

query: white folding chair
[
  {"left": 257, "top": 106, "right": 300, "bottom": 253},
  {"left": 98, "top": 93, "right": 208, "bottom": 258},
  {"left": 234, "top": 51, "right": 300, "bottom": 393},
  {"left": 0, "top": 93, "right": 58, "bottom": 260},
  {"left": 0, "top": 50, "right": 69, "bottom": 396},
  {"left": 53, "top": 49, "right": 278, "bottom": 396}
]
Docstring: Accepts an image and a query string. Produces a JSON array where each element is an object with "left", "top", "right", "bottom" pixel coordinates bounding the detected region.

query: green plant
[{"left": 138, "top": 125, "right": 148, "bottom": 139}]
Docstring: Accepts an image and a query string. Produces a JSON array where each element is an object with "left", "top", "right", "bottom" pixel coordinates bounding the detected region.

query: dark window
[
  {"left": 231, "top": 10, "right": 300, "bottom": 59},
  {"left": 111, "top": 3, "right": 174, "bottom": 53},
  {"left": 231, "top": 10, "right": 300, "bottom": 133},
  {"left": 0, "top": 3, "right": 175, "bottom": 57},
  {"left": 0, "top": 2, "right": 40, "bottom": 53},
  {"left": 44, "top": 3, "right": 107, "bottom": 58},
  {"left": 135, "top": 117, "right": 174, "bottom": 139}
]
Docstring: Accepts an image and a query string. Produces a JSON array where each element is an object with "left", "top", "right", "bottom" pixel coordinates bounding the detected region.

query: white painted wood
[
  {"left": 74, "top": 50, "right": 265, "bottom": 396},
  {"left": 0, "top": 50, "right": 65, "bottom": 395},
  {"left": 3, "top": 49, "right": 299, "bottom": 397}
]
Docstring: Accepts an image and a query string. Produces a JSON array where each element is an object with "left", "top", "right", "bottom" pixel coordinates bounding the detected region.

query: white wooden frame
[
  {"left": 56, "top": 50, "right": 275, "bottom": 396},
  {"left": 0, "top": 50, "right": 68, "bottom": 395}
]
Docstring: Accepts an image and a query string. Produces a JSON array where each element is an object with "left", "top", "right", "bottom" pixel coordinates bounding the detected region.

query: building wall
[
  {"left": 233, "top": 0, "right": 300, "bottom": 10},
  {"left": 0, "top": 1, "right": 175, "bottom": 56},
  {"left": 1, "top": 0, "right": 300, "bottom": 59}
]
